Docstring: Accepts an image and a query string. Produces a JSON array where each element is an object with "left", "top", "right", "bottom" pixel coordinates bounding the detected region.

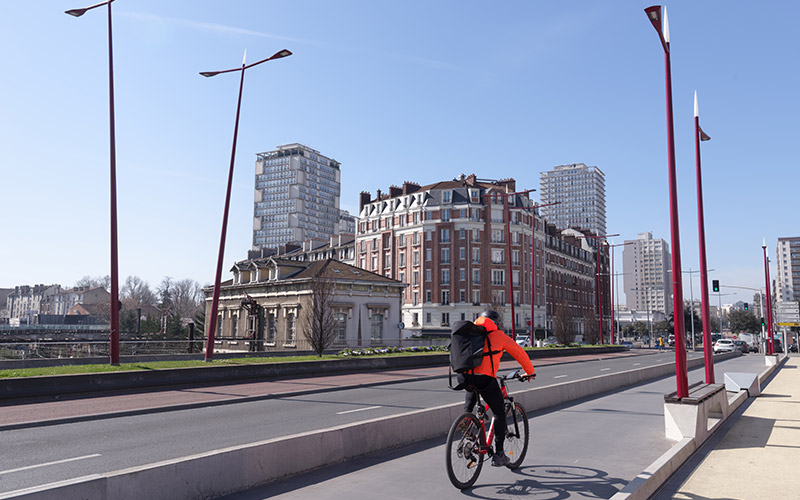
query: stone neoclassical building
[{"left": 204, "top": 258, "right": 406, "bottom": 352}]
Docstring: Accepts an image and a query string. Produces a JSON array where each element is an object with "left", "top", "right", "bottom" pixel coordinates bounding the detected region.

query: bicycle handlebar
[{"left": 499, "top": 369, "right": 536, "bottom": 382}]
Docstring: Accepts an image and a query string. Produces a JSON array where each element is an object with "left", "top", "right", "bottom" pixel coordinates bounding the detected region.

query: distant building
[
  {"left": 204, "top": 258, "right": 405, "bottom": 352},
  {"left": 253, "top": 143, "right": 342, "bottom": 251},
  {"left": 339, "top": 210, "right": 356, "bottom": 235},
  {"left": 0, "top": 288, "right": 12, "bottom": 324},
  {"left": 776, "top": 236, "right": 800, "bottom": 302},
  {"left": 6, "top": 284, "right": 62, "bottom": 324},
  {"left": 623, "top": 232, "right": 672, "bottom": 315},
  {"left": 539, "top": 163, "right": 606, "bottom": 237},
  {"left": 44, "top": 286, "right": 110, "bottom": 316}
]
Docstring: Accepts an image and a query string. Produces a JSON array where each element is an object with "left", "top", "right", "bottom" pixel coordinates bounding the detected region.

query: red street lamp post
[
  {"left": 763, "top": 240, "right": 775, "bottom": 355},
  {"left": 644, "top": 5, "right": 689, "bottom": 398},
  {"left": 694, "top": 91, "right": 714, "bottom": 383},
  {"left": 517, "top": 202, "right": 560, "bottom": 342},
  {"left": 603, "top": 241, "right": 634, "bottom": 345},
  {"left": 580, "top": 233, "right": 618, "bottom": 344},
  {"left": 201, "top": 49, "right": 292, "bottom": 361},
  {"left": 485, "top": 188, "right": 535, "bottom": 337},
  {"left": 66, "top": 0, "right": 121, "bottom": 365}
]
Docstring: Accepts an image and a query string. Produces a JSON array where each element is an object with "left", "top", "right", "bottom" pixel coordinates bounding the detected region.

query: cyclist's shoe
[{"left": 491, "top": 452, "right": 510, "bottom": 467}]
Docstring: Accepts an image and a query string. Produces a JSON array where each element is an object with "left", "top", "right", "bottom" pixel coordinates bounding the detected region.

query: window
[
  {"left": 441, "top": 248, "right": 451, "bottom": 263},
  {"left": 413, "top": 291, "right": 419, "bottom": 305},
  {"left": 399, "top": 251, "right": 406, "bottom": 267},
  {"left": 413, "top": 270, "right": 419, "bottom": 285},
  {"left": 372, "top": 256, "right": 378, "bottom": 271},
  {"left": 459, "top": 247, "right": 466, "bottom": 260},
  {"left": 472, "top": 290, "right": 480, "bottom": 305},
  {"left": 414, "top": 212, "right": 419, "bottom": 224},
  {"left": 426, "top": 312, "right": 432, "bottom": 324},
  {"left": 441, "top": 312, "right": 450, "bottom": 326},
  {"left": 459, "top": 268, "right": 466, "bottom": 281},
  {"left": 399, "top": 271, "right": 405, "bottom": 283},
  {"left": 231, "top": 316, "right": 239, "bottom": 338},
  {"left": 267, "top": 313, "right": 276, "bottom": 343},
  {"left": 441, "top": 229, "right": 450, "bottom": 242},
  {"left": 426, "top": 269, "right": 432, "bottom": 281},
  {"left": 472, "top": 248, "right": 481, "bottom": 263},
  {"left": 372, "top": 238, "right": 378, "bottom": 250},
  {"left": 426, "top": 230, "right": 432, "bottom": 241},
  {"left": 334, "top": 313, "right": 347, "bottom": 345},
  {"left": 512, "top": 250, "right": 520, "bottom": 265},
  {"left": 473, "top": 269, "right": 481, "bottom": 284},
  {"left": 413, "top": 232, "right": 419, "bottom": 245},
  {"left": 459, "top": 228, "right": 466, "bottom": 239},
  {"left": 412, "top": 312, "right": 419, "bottom": 326},
  {"left": 460, "top": 290, "right": 466, "bottom": 303},
  {"left": 491, "top": 248, "right": 504, "bottom": 264},
  {"left": 426, "top": 248, "right": 432, "bottom": 261},
  {"left": 492, "top": 230, "right": 504, "bottom": 243},
  {"left": 385, "top": 254, "right": 391, "bottom": 268},
  {"left": 442, "top": 190, "right": 452, "bottom": 203},
  {"left": 286, "top": 313, "right": 296, "bottom": 344},
  {"left": 413, "top": 250, "right": 419, "bottom": 265},
  {"left": 513, "top": 270, "right": 520, "bottom": 286},
  {"left": 442, "top": 269, "right": 451, "bottom": 284},
  {"left": 371, "top": 313, "right": 383, "bottom": 341},
  {"left": 492, "top": 270, "right": 505, "bottom": 285},
  {"left": 442, "top": 290, "right": 450, "bottom": 305},
  {"left": 426, "top": 290, "right": 432, "bottom": 302},
  {"left": 442, "top": 209, "right": 451, "bottom": 221}
]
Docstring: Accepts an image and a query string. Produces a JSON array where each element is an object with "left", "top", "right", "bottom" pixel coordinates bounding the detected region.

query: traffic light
[
  {"left": 744, "top": 302, "right": 749, "bottom": 311},
  {"left": 712, "top": 280, "right": 720, "bottom": 292},
  {"left": 761, "top": 317, "right": 766, "bottom": 327}
]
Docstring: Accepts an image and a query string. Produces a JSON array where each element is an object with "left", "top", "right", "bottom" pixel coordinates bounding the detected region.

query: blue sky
[{"left": 1, "top": 1, "right": 796, "bottom": 306}]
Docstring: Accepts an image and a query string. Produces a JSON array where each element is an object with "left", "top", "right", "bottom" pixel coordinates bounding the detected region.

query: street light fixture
[
  {"left": 644, "top": 4, "right": 689, "bottom": 398},
  {"left": 694, "top": 91, "right": 714, "bottom": 383},
  {"left": 202, "top": 48, "right": 292, "bottom": 361},
  {"left": 762, "top": 239, "right": 775, "bottom": 355},
  {"left": 602, "top": 240, "right": 634, "bottom": 344},
  {"left": 66, "top": 0, "right": 121, "bottom": 365}
]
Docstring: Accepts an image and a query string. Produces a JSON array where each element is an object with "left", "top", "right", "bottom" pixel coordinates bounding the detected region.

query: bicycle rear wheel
[
  {"left": 504, "top": 402, "right": 529, "bottom": 469},
  {"left": 445, "top": 412, "right": 484, "bottom": 489}
]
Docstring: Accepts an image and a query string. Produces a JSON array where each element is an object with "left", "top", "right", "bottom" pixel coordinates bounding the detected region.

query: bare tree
[
  {"left": 302, "top": 277, "right": 337, "bottom": 356},
  {"left": 171, "top": 278, "right": 203, "bottom": 319},
  {"left": 584, "top": 310, "right": 601, "bottom": 345},
  {"left": 120, "top": 275, "right": 157, "bottom": 310},
  {"left": 553, "top": 301, "right": 575, "bottom": 346},
  {"left": 74, "top": 275, "right": 110, "bottom": 291}
]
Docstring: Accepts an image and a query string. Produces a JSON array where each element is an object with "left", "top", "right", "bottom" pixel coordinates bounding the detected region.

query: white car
[
  {"left": 713, "top": 339, "right": 736, "bottom": 354},
  {"left": 515, "top": 335, "right": 531, "bottom": 348}
]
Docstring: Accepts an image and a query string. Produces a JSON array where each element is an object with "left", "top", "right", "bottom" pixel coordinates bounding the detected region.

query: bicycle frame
[{"left": 472, "top": 374, "right": 516, "bottom": 457}]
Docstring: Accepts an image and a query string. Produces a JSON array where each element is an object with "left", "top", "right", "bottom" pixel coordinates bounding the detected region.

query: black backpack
[{"left": 448, "top": 320, "right": 500, "bottom": 389}]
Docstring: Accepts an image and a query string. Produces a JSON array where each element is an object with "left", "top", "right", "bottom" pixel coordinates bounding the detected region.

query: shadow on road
[{"left": 463, "top": 465, "right": 626, "bottom": 499}]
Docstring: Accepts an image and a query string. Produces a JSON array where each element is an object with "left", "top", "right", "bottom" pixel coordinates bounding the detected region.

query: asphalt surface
[
  {"left": 218, "top": 354, "right": 770, "bottom": 500},
  {"left": 0, "top": 350, "right": 673, "bottom": 494}
]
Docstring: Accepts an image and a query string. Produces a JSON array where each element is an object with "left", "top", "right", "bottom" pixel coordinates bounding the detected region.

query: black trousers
[{"left": 459, "top": 373, "right": 507, "bottom": 452}]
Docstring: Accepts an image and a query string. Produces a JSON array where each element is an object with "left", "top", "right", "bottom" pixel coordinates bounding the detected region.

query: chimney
[
  {"left": 466, "top": 174, "right": 477, "bottom": 186},
  {"left": 389, "top": 185, "right": 402, "bottom": 198},
  {"left": 359, "top": 191, "right": 371, "bottom": 211},
  {"left": 497, "top": 178, "right": 516, "bottom": 192},
  {"left": 402, "top": 181, "right": 420, "bottom": 195},
  {"left": 376, "top": 189, "right": 382, "bottom": 201}
]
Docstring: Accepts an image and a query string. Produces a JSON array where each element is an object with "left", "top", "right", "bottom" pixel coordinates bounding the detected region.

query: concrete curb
[
  {"left": 0, "top": 347, "right": 626, "bottom": 400},
  {"left": 0, "top": 351, "right": 739, "bottom": 500},
  {"left": 608, "top": 354, "right": 786, "bottom": 500}
]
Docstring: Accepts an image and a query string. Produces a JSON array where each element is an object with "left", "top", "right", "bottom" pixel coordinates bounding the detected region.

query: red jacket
[{"left": 472, "top": 317, "right": 535, "bottom": 377}]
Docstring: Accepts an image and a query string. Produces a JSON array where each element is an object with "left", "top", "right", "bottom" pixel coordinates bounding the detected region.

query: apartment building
[
  {"left": 355, "top": 174, "right": 546, "bottom": 335},
  {"left": 253, "top": 143, "right": 342, "bottom": 250},
  {"left": 622, "top": 232, "right": 672, "bottom": 315},
  {"left": 776, "top": 236, "right": 800, "bottom": 302},
  {"left": 539, "top": 163, "right": 607, "bottom": 237},
  {"left": 544, "top": 225, "right": 610, "bottom": 337}
]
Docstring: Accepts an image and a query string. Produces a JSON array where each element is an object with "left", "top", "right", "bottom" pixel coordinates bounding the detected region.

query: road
[
  {"left": 0, "top": 350, "right": 707, "bottom": 495},
  {"left": 220, "top": 354, "right": 770, "bottom": 500}
]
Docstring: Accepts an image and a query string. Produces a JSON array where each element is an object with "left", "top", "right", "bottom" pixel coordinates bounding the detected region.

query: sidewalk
[{"left": 654, "top": 355, "right": 800, "bottom": 499}]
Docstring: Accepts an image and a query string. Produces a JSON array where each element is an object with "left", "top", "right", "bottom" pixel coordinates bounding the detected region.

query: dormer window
[
  {"left": 442, "top": 190, "right": 452, "bottom": 203},
  {"left": 469, "top": 189, "right": 480, "bottom": 203}
]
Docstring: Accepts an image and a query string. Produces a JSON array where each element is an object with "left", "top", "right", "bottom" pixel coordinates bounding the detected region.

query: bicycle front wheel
[
  {"left": 504, "top": 402, "right": 529, "bottom": 469},
  {"left": 445, "top": 412, "right": 484, "bottom": 489}
]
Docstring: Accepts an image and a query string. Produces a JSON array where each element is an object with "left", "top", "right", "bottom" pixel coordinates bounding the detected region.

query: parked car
[
  {"left": 621, "top": 340, "right": 633, "bottom": 350},
  {"left": 733, "top": 340, "right": 749, "bottom": 354},
  {"left": 515, "top": 335, "right": 531, "bottom": 348},
  {"left": 767, "top": 338, "right": 783, "bottom": 353},
  {"left": 713, "top": 339, "right": 737, "bottom": 354}
]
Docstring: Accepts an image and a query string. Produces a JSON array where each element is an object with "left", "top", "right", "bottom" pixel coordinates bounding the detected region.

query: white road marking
[
  {"left": 600, "top": 368, "right": 611, "bottom": 371},
  {"left": 337, "top": 405, "right": 382, "bottom": 415},
  {"left": 0, "top": 454, "right": 102, "bottom": 476},
  {"left": 633, "top": 363, "right": 642, "bottom": 366},
  {"left": 554, "top": 375, "right": 568, "bottom": 379}
]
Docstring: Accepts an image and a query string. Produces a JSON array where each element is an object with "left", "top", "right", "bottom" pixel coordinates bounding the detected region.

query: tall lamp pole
[
  {"left": 763, "top": 239, "right": 775, "bottom": 355},
  {"left": 603, "top": 241, "right": 634, "bottom": 344},
  {"left": 694, "top": 91, "right": 714, "bottom": 383},
  {"left": 201, "top": 49, "right": 292, "bottom": 361},
  {"left": 66, "top": 0, "right": 121, "bottom": 365},
  {"left": 580, "top": 233, "right": 618, "bottom": 344},
  {"left": 518, "top": 201, "right": 560, "bottom": 342},
  {"left": 645, "top": 5, "right": 689, "bottom": 398}
]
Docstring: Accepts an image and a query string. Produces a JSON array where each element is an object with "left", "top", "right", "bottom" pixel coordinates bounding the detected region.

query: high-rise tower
[{"left": 539, "top": 163, "right": 606, "bottom": 236}]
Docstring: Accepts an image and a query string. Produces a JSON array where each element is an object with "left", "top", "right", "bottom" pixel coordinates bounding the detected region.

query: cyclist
[{"left": 457, "top": 310, "right": 535, "bottom": 467}]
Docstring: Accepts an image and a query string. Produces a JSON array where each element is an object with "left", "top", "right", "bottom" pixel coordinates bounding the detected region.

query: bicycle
[{"left": 445, "top": 369, "right": 532, "bottom": 489}]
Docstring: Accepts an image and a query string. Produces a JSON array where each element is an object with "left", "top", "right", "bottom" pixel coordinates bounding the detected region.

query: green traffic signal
[
  {"left": 712, "top": 279, "right": 720, "bottom": 292},
  {"left": 744, "top": 302, "right": 749, "bottom": 311}
]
